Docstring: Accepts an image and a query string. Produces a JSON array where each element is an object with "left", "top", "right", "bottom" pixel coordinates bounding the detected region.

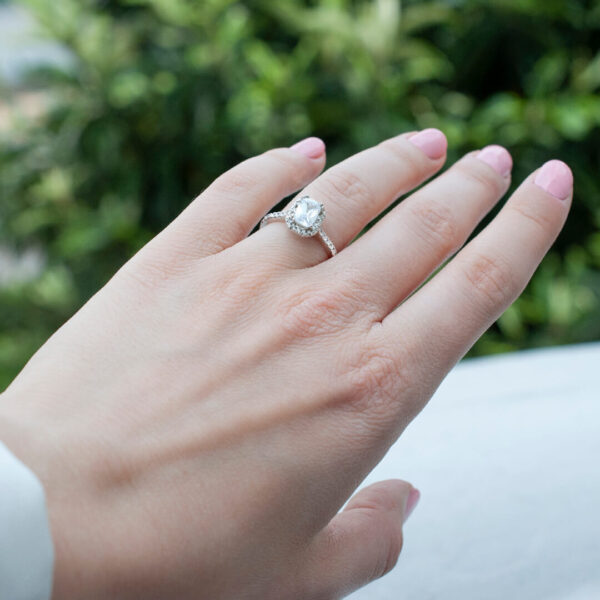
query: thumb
[{"left": 302, "top": 479, "right": 420, "bottom": 599}]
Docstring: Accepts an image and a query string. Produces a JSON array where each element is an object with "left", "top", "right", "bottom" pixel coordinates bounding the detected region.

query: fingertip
[
  {"left": 534, "top": 159, "right": 573, "bottom": 201},
  {"left": 290, "top": 136, "right": 326, "bottom": 159},
  {"left": 403, "top": 487, "right": 421, "bottom": 523},
  {"left": 477, "top": 145, "right": 513, "bottom": 177},
  {"left": 408, "top": 128, "right": 448, "bottom": 160}
]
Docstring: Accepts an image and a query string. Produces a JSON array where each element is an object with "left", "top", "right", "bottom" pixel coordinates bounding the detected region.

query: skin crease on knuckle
[
  {"left": 203, "top": 215, "right": 253, "bottom": 252},
  {"left": 209, "top": 148, "right": 314, "bottom": 215},
  {"left": 299, "top": 507, "right": 403, "bottom": 600},
  {"left": 264, "top": 148, "right": 314, "bottom": 191},
  {"left": 407, "top": 199, "right": 460, "bottom": 260},
  {"left": 203, "top": 256, "right": 277, "bottom": 315},
  {"left": 378, "top": 514, "right": 404, "bottom": 579},
  {"left": 462, "top": 251, "right": 518, "bottom": 318},
  {"left": 377, "top": 139, "right": 434, "bottom": 191},
  {"left": 318, "top": 166, "right": 373, "bottom": 212},
  {"left": 454, "top": 155, "right": 510, "bottom": 195},
  {"left": 117, "top": 244, "right": 196, "bottom": 292},
  {"left": 275, "top": 275, "right": 372, "bottom": 341},
  {"left": 337, "top": 331, "right": 416, "bottom": 432},
  {"left": 509, "top": 196, "right": 558, "bottom": 233},
  {"left": 209, "top": 162, "right": 266, "bottom": 199}
]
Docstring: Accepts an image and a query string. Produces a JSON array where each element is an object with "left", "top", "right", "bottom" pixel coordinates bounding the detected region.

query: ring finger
[{"left": 252, "top": 129, "right": 449, "bottom": 268}]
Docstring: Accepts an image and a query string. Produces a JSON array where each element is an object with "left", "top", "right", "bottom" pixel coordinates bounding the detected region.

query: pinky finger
[{"left": 384, "top": 160, "right": 573, "bottom": 402}]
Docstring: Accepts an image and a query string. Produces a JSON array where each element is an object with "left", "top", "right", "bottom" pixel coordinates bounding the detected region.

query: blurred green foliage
[{"left": 1, "top": 0, "right": 599, "bottom": 389}]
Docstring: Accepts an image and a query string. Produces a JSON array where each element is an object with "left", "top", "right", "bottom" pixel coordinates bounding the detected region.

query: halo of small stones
[{"left": 285, "top": 197, "right": 326, "bottom": 237}]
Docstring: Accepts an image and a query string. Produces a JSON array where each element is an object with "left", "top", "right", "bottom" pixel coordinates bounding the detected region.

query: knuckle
[
  {"left": 354, "top": 509, "right": 403, "bottom": 579},
  {"left": 455, "top": 160, "right": 503, "bottom": 195},
  {"left": 264, "top": 148, "right": 309, "bottom": 189},
  {"left": 380, "top": 524, "right": 404, "bottom": 577},
  {"left": 210, "top": 163, "right": 262, "bottom": 198},
  {"left": 510, "top": 200, "right": 555, "bottom": 233},
  {"left": 343, "top": 336, "right": 410, "bottom": 418},
  {"left": 319, "top": 166, "right": 371, "bottom": 207},
  {"left": 208, "top": 261, "right": 270, "bottom": 311},
  {"left": 379, "top": 137, "right": 416, "bottom": 163},
  {"left": 335, "top": 264, "right": 380, "bottom": 312},
  {"left": 118, "top": 245, "right": 193, "bottom": 291},
  {"left": 462, "top": 251, "right": 516, "bottom": 313},
  {"left": 408, "top": 200, "right": 459, "bottom": 257},
  {"left": 378, "top": 140, "right": 426, "bottom": 184},
  {"left": 276, "top": 280, "right": 362, "bottom": 339},
  {"left": 264, "top": 147, "right": 296, "bottom": 168},
  {"left": 200, "top": 217, "right": 250, "bottom": 254},
  {"left": 219, "top": 217, "right": 249, "bottom": 247}
]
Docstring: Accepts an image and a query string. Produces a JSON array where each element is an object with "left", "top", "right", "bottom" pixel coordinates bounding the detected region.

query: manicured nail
[
  {"left": 477, "top": 145, "right": 512, "bottom": 177},
  {"left": 404, "top": 488, "right": 421, "bottom": 523},
  {"left": 534, "top": 160, "right": 573, "bottom": 200},
  {"left": 408, "top": 128, "right": 447, "bottom": 160},
  {"left": 290, "top": 137, "right": 326, "bottom": 159}
]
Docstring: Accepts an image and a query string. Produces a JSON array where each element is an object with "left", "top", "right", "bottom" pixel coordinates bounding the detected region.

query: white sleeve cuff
[{"left": 0, "top": 441, "right": 54, "bottom": 600}]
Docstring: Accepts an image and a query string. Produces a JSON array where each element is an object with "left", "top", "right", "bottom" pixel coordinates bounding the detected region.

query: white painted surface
[{"left": 349, "top": 343, "right": 600, "bottom": 600}]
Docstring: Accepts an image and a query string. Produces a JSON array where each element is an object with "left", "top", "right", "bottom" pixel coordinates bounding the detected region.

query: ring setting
[
  {"left": 260, "top": 195, "right": 337, "bottom": 256},
  {"left": 286, "top": 196, "right": 325, "bottom": 237}
]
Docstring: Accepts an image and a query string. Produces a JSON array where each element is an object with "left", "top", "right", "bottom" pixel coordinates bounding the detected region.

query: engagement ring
[{"left": 260, "top": 196, "right": 337, "bottom": 256}]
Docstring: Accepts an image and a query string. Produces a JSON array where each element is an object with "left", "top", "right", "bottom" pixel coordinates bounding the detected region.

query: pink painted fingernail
[
  {"left": 408, "top": 128, "right": 447, "bottom": 159},
  {"left": 477, "top": 145, "right": 513, "bottom": 177},
  {"left": 534, "top": 160, "right": 573, "bottom": 200},
  {"left": 290, "top": 137, "right": 326, "bottom": 159},
  {"left": 404, "top": 488, "right": 421, "bottom": 523}
]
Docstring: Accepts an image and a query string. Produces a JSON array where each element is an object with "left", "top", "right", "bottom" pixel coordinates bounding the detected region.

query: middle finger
[
  {"left": 330, "top": 144, "right": 513, "bottom": 318},
  {"left": 253, "top": 129, "right": 448, "bottom": 267}
]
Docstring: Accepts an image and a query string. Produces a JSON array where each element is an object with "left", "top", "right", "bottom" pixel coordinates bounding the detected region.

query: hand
[{"left": 0, "top": 131, "right": 572, "bottom": 599}]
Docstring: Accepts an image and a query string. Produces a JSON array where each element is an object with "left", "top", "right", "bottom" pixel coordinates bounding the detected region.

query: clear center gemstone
[{"left": 293, "top": 197, "right": 321, "bottom": 228}]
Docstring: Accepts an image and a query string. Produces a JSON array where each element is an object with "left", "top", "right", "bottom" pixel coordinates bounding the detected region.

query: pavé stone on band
[{"left": 259, "top": 195, "right": 337, "bottom": 257}]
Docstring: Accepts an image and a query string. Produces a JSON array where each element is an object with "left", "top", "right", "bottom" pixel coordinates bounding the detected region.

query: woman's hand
[{"left": 0, "top": 131, "right": 572, "bottom": 599}]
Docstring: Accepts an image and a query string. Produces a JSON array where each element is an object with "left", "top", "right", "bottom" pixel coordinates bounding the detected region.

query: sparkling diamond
[{"left": 293, "top": 196, "right": 321, "bottom": 229}]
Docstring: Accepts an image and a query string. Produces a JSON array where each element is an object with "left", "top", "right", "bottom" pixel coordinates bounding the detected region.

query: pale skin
[{"left": 0, "top": 129, "right": 573, "bottom": 599}]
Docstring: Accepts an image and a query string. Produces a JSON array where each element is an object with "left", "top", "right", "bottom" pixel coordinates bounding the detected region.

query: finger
[
  {"left": 302, "top": 480, "right": 420, "bottom": 599},
  {"left": 383, "top": 160, "right": 573, "bottom": 412},
  {"left": 139, "top": 138, "right": 326, "bottom": 264},
  {"left": 253, "top": 129, "right": 448, "bottom": 268},
  {"left": 332, "top": 145, "right": 512, "bottom": 317}
]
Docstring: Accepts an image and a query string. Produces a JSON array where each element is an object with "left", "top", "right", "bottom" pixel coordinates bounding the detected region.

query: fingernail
[
  {"left": 477, "top": 145, "right": 513, "bottom": 177},
  {"left": 534, "top": 160, "right": 573, "bottom": 200},
  {"left": 408, "top": 128, "right": 447, "bottom": 160},
  {"left": 404, "top": 488, "right": 421, "bottom": 523},
  {"left": 290, "top": 137, "right": 326, "bottom": 159}
]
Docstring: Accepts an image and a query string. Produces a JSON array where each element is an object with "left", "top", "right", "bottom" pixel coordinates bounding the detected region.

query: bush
[{"left": 1, "top": 0, "right": 599, "bottom": 389}]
